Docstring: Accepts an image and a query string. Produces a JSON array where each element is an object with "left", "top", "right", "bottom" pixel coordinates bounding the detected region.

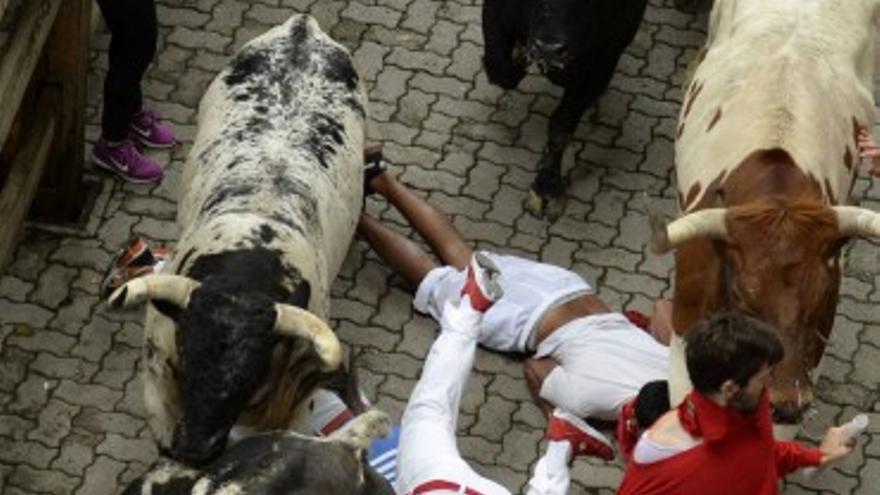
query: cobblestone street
[{"left": 1, "top": 0, "right": 879, "bottom": 493}]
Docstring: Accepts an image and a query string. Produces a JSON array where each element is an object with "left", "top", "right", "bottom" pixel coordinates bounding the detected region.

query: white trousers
[{"left": 397, "top": 302, "right": 570, "bottom": 495}]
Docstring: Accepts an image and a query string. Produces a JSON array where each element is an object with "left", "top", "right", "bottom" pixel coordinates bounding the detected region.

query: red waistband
[{"left": 409, "top": 479, "right": 488, "bottom": 495}]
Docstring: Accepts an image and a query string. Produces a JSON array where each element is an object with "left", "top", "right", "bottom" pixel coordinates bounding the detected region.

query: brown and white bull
[
  {"left": 108, "top": 15, "right": 367, "bottom": 465},
  {"left": 651, "top": 0, "right": 880, "bottom": 430}
]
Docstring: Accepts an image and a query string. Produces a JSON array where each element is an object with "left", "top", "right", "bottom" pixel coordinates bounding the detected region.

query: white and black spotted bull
[
  {"left": 120, "top": 410, "right": 394, "bottom": 495},
  {"left": 649, "top": 0, "right": 880, "bottom": 432},
  {"left": 108, "top": 15, "right": 367, "bottom": 465}
]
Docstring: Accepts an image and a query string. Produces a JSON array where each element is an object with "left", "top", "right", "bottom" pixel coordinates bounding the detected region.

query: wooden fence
[{"left": 0, "top": 0, "right": 93, "bottom": 270}]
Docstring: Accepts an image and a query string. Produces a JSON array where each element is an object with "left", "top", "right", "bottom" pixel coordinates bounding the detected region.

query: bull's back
[
  {"left": 676, "top": 0, "right": 879, "bottom": 211},
  {"left": 175, "top": 15, "right": 366, "bottom": 311}
]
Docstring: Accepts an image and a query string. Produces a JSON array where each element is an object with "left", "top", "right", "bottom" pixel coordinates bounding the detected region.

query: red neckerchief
[
  {"left": 677, "top": 389, "right": 772, "bottom": 442},
  {"left": 617, "top": 398, "right": 640, "bottom": 460}
]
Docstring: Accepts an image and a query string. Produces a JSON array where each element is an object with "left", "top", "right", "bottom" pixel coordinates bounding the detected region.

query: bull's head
[
  {"left": 526, "top": 0, "right": 588, "bottom": 73},
  {"left": 108, "top": 274, "right": 341, "bottom": 466},
  {"left": 652, "top": 203, "right": 880, "bottom": 424}
]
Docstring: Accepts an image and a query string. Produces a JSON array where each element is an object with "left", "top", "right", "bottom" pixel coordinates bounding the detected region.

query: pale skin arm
[
  {"left": 857, "top": 128, "right": 880, "bottom": 176},
  {"left": 818, "top": 426, "right": 856, "bottom": 465},
  {"left": 648, "top": 299, "right": 674, "bottom": 346}
]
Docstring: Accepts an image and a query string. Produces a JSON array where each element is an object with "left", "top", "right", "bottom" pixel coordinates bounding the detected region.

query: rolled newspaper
[{"left": 802, "top": 414, "right": 869, "bottom": 479}]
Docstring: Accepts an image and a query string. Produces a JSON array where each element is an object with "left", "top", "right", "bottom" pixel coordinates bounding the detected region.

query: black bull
[{"left": 482, "top": 0, "right": 649, "bottom": 219}]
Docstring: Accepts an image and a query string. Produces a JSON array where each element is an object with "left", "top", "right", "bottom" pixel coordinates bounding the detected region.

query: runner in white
[
  {"left": 357, "top": 156, "right": 674, "bottom": 491},
  {"left": 396, "top": 251, "right": 596, "bottom": 495}
]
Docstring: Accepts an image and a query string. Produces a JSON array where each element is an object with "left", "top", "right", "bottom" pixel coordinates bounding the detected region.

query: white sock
[{"left": 546, "top": 439, "right": 573, "bottom": 467}]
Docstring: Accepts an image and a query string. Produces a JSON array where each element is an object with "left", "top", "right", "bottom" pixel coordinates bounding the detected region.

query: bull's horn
[
  {"left": 107, "top": 275, "right": 200, "bottom": 310},
  {"left": 651, "top": 208, "right": 728, "bottom": 254},
  {"left": 834, "top": 206, "right": 880, "bottom": 238},
  {"left": 274, "top": 304, "right": 342, "bottom": 371}
]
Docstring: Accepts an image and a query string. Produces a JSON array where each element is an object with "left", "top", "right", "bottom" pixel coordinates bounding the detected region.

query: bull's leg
[
  {"left": 527, "top": 89, "right": 593, "bottom": 220},
  {"left": 368, "top": 172, "right": 472, "bottom": 269},
  {"left": 527, "top": 73, "right": 614, "bottom": 220},
  {"left": 482, "top": 0, "right": 526, "bottom": 89}
]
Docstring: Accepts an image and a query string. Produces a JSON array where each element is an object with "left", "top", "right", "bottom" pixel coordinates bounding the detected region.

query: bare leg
[
  {"left": 369, "top": 173, "right": 472, "bottom": 270},
  {"left": 524, "top": 358, "right": 559, "bottom": 417},
  {"left": 357, "top": 215, "right": 438, "bottom": 288}
]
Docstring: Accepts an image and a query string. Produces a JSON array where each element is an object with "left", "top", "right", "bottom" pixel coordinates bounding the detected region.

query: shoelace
[
  {"left": 114, "top": 141, "right": 142, "bottom": 169},
  {"left": 135, "top": 110, "right": 158, "bottom": 130}
]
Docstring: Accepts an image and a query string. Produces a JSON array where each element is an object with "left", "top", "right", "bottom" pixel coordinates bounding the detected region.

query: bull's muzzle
[
  {"left": 527, "top": 38, "right": 571, "bottom": 73},
  {"left": 770, "top": 383, "right": 814, "bottom": 425}
]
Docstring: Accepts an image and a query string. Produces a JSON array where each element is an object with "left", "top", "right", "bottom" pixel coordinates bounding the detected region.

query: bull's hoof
[{"left": 524, "top": 189, "right": 565, "bottom": 221}]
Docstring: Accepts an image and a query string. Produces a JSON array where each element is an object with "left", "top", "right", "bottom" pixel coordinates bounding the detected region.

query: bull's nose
[
  {"left": 533, "top": 39, "right": 568, "bottom": 59},
  {"left": 771, "top": 399, "right": 812, "bottom": 424}
]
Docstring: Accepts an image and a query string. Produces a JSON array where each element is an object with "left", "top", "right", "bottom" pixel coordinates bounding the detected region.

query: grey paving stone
[
  {"left": 471, "top": 395, "right": 516, "bottom": 441},
  {"left": 0, "top": 276, "right": 33, "bottom": 303},
  {"left": 0, "top": 414, "right": 34, "bottom": 440},
  {"left": 96, "top": 433, "right": 157, "bottom": 464},
  {"left": 54, "top": 381, "right": 122, "bottom": 412},
  {"left": 0, "top": 440, "right": 56, "bottom": 469},
  {"left": 75, "top": 456, "right": 126, "bottom": 495},
  {"left": 50, "top": 295, "right": 99, "bottom": 336},
  {"left": 0, "top": 347, "right": 30, "bottom": 393},
  {"left": 28, "top": 399, "right": 79, "bottom": 448},
  {"left": 337, "top": 321, "right": 399, "bottom": 353},
  {"left": 8, "top": 464, "right": 78, "bottom": 495},
  {"left": 70, "top": 315, "right": 117, "bottom": 364}
]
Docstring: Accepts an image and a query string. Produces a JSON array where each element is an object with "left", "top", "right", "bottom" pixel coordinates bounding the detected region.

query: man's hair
[
  {"left": 685, "top": 312, "right": 784, "bottom": 394},
  {"left": 635, "top": 380, "right": 670, "bottom": 429}
]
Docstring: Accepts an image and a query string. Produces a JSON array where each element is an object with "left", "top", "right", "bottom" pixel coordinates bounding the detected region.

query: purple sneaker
[
  {"left": 93, "top": 138, "right": 164, "bottom": 183},
  {"left": 129, "top": 109, "right": 176, "bottom": 148}
]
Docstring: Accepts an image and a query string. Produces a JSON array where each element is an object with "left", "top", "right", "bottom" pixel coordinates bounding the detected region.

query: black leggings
[{"left": 95, "top": 0, "right": 158, "bottom": 141}]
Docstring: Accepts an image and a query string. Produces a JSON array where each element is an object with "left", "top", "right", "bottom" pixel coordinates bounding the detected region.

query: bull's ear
[{"left": 289, "top": 279, "right": 311, "bottom": 308}]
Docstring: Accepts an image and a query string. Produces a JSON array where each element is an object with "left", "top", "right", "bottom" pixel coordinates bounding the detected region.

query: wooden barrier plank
[
  {"left": 0, "top": 0, "right": 10, "bottom": 24},
  {"left": 0, "top": 0, "right": 60, "bottom": 152},
  {"left": 0, "top": 92, "right": 57, "bottom": 270},
  {"left": 35, "top": 0, "right": 91, "bottom": 220}
]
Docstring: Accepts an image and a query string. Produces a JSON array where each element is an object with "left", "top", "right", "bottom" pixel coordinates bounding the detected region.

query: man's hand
[
  {"left": 818, "top": 426, "right": 856, "bottom": 466},
  {"left": 857, "top": 128, "right": 880, "bottom": 176}
]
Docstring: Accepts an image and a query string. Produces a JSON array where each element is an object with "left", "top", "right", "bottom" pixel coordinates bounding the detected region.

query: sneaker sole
[
  {"left": 472, "top": 251, "right": 503, "bottom": 301},
  {"left": 131, "top": 137, "right": 176, "bottom": 149},
  {"left": 552, "top": 410, "right": 613, "bottom": 451},
  {"left": 93, "top": 154, "right": 162, "bottom": 184}
]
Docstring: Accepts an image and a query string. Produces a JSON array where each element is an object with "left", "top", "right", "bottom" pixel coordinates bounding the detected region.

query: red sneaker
[
  {"left": 460, "top": 251, "right": 502, "bottom": 312},
  {"left": 548, "top": 409, "right": 614, "bottom": 461},
  {"left": 100, "top": 237, "right": 171, "bottom": 298}
]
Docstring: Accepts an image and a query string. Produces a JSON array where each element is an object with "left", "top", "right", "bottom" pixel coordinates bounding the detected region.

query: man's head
[{"left": 685, "top": 313, "right": 784, "bottom": 413}]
